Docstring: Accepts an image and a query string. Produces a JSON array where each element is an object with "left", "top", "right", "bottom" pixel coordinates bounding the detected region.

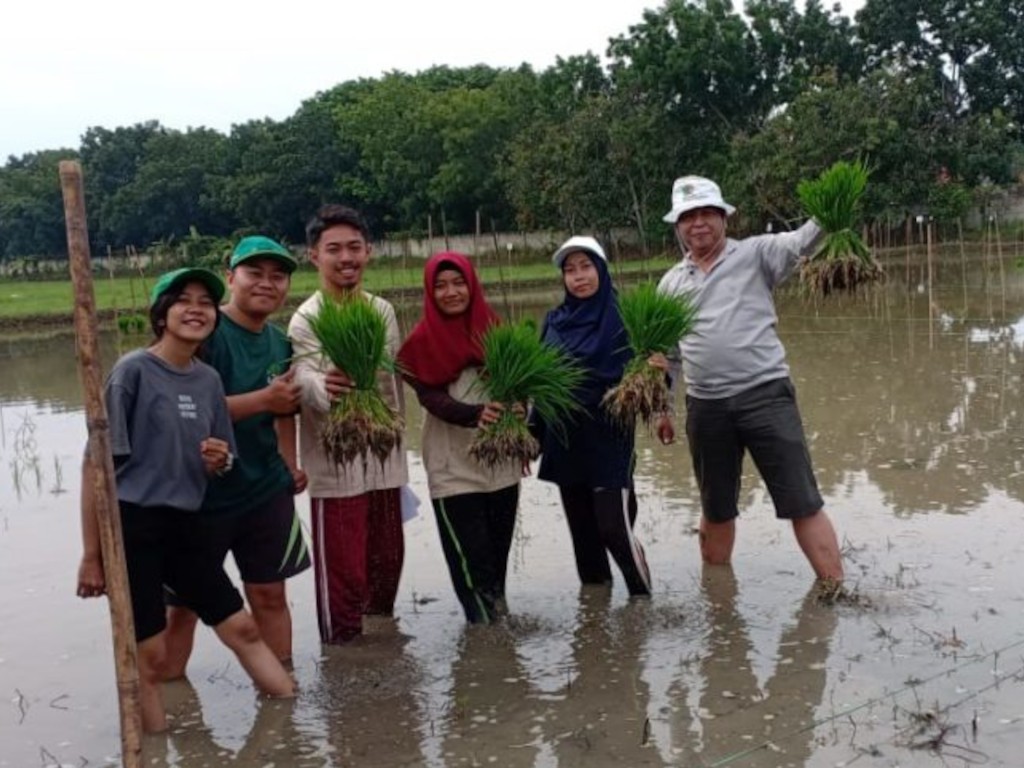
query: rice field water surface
[{"left": 3, "top": 250, "right": 1024, "bottom": 767}]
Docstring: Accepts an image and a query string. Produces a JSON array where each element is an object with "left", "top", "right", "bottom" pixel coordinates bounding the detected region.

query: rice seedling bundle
[
  {"left": 469, "top": 321, "right": 584, "bottom": 468},
  {"left": 601, "top": 282, "right": 698, "bottom": 430},
  {"left": 797, "top": 159, "right": 883, "bottom": 296},
  {"left": 304, "top": 294, "right": 403, "bottom": 467}
]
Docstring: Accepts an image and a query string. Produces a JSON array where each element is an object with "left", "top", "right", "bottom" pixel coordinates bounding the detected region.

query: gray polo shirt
[
  {"left": 657, "top": 219, "right": 823, "bottom": 400},
  {"left": 102, "top": 349, "right": 236, "bottom": 511}
]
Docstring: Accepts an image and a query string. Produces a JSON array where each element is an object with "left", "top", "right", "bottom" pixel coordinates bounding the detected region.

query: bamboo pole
[
  {"left": 957, "top": 218, "right": 967, "bottom": 317},
  {"left": 994, "top": 212, "right": 1006, "bottom": 319},
  {"left": 474, "top": 208, "right": 481, "bottom": 258},
  {"left": 58, "top": 160, "right": 143, "bottom": 768},
  {"left": 904, "top": 217, "right": 912, "bottom": 289},
  {"left": 490, "top": 218, "right": 513, "bottom": 322},
  {"left": 985, "top": 216, "right": 993, "bottom": 320},
  {"left": 926, "top": 217, "right": 935, "bottom": 351}
]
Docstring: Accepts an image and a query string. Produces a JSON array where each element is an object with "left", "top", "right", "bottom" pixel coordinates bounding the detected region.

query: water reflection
[
  {"left": 441, "top": 623, "right": 540, "bottom": 766},
  {"left": 309, "top": 627, "right": 426, "bottom": 766},
  {"left": 548, "top": 588, "right": 652, "bottom": 766},
  {"left": 151, "top": 680, "right": 322, "bottom": 766},
  {"left": 783, "top": 290, "right": 1024, "bottom": 517},
  {"left": 687, "top": 569, "right": 837, "bottom": 767}
]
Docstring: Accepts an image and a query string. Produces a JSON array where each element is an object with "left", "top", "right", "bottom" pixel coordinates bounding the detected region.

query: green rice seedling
[
  {"left": 797, "top": 160, "right": 883, "bottom": 296},
  {"left": 304, "top": 294, "right": 403, "bottom": 467},
  {"left": 470, "top": 321, "right": 584, "bottom": 468},
  {"left": 116, "top": 314, "right": 147, "bottom": 334},
  {"left": 602, "top": 282, "right": 698, "bottom": 430}
]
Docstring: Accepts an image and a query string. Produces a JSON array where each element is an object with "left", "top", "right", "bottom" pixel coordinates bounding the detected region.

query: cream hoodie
[
  {"left": 289, "top": 290, "right": 409, "bottom": 498},
  {"left": 419, "top": 367, "right": 521, "bottom": 500}
]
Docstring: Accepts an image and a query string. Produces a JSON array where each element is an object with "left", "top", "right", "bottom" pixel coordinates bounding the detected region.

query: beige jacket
[
  {"left": 288, "top": 290, "right": 409, "bottom": 498},
  {"left": 419, "top": 367, "right": 521, "bottom": 500}
]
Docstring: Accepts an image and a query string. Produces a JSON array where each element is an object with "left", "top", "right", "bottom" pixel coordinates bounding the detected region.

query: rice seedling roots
[
  {"left": 801, "top": 255, "right": 884, "bottom": 297},
  {"left": 602, "top": 362, "right": 669, "bottom": 431},
  {"left": 469, "top": 409, "right": 539, "bottom": 469},
  {"left": 320, "top": 389, "right": 404, "bottom": 468}
]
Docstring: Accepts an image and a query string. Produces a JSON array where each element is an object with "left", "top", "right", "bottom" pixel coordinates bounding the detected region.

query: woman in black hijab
[{"left": 534, "top": 236, "right": 653, "bottom": 596}]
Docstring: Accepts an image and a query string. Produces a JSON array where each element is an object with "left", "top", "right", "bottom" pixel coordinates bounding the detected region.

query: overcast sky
[{"left": 1, "top": 0, "right": 864, "bottom": 160}]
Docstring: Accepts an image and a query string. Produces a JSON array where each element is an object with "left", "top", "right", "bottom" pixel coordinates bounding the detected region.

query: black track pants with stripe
[
  {"left": 559, "top": 485, "right": 651, "bottom": 596},
  {"left": 433, "top": 484, "right": 519, "bottom": 624}
]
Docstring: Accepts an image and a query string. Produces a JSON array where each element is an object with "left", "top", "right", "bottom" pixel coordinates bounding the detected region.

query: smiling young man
[
  {"left": 655, "top": 176, "right": 844, "bottom": 583},
  {"left": 163, "top": 236, "right": 311, "bottom": 678},
  {"left": 288, "top": 204, "right": 408, "bottom": 645}
]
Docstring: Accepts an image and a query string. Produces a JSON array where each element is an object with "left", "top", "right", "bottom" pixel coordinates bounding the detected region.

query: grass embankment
[{"left": 0, "top": 257, "right": 675, "bottom": 330}]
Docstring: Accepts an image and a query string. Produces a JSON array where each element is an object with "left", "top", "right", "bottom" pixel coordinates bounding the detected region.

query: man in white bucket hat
[{"left": 656, "top": 176, "right": 844, "bottom": 583}]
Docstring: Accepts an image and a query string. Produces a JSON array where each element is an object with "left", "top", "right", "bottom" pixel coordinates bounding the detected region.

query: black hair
[
  {"left": 149, "top": 281, "right": 222, "bottom": 340},
  {"left": 434, "top": 259, "right": 465, "bottom": 278},
  {"left": 305, "top": 204, "right": 371, "bottom": 247}
]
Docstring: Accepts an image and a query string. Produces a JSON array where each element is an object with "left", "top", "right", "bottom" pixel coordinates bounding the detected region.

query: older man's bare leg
[
  {"left": 699, "top": 517, "right": 736, "bottom": 565},
  {"left": 792, "top": 510, "right": 843, "bottom": 580}
]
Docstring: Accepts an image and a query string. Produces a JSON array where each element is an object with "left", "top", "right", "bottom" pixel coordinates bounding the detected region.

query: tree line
[{"left": 1, "top": 0, "right": 1021, "bottom": 261}]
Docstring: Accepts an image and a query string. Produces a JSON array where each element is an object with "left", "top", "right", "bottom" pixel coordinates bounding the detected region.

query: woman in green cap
[{"left": 76, "top": 268, "right": 295, "bottom": 733}]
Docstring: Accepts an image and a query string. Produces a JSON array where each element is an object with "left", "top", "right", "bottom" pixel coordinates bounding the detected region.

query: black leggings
[
  {"left": 433, "top": 484, "right": 519, "bottom": 624},
  {"left": 558, "top": 486, "right": 651, "bottom": 596}
]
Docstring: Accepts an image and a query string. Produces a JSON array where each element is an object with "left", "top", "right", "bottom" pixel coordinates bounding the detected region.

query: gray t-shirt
[
  {"left": 103, "top": 349, "right": 236, "bottom": 511},
  {"left": 658, "top": 220, "right": 823, "bottom": 399}
]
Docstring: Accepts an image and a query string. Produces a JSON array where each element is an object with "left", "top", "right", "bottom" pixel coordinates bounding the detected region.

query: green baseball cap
[
  {"left": 149, "top": 268, "right": 226, "bottom": 306},
  {"left": 229, "top": 235, "right": 298, "bottom": 272}
]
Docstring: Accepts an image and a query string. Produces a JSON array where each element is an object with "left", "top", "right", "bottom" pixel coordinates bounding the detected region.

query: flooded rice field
[{"left": 3, "top": 258, "right": 1024, "bottom": 767}]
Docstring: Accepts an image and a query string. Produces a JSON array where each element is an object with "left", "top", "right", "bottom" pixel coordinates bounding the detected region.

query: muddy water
[{"left": 4, "top": 262, "right": 1024, "bottom": 767}]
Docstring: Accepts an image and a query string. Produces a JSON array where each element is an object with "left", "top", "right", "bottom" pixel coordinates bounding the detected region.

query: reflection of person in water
[
  {"left": 441, "top": 625, "right": 540, "bottom": 766},
  {"left": 682, "top": 570, "right": 838, "bottom": 766},
  {"left": 154, "top": 677, "right": 321, "bottom": 766},
  {"left": 317, "top": 634, "right": 427, "bottom": 765},
  {"left": 549, "top": 587, "right": 653, "bottom": 764}
]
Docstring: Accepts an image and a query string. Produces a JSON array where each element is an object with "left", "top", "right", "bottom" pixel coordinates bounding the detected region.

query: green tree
[
  {"left": 216, "top": 97, "right": 352, "bottom": 244},
  {"left": 858, "top": 0, "right": 1024, "bottom": 127},
  {"left": 0, "top": 149, "right": 76, "bottom": 259},
  {"left": 727, "top": 70, "right": 1020, "bottom": 224},
  {"left": 79, "top": 122, "right": 164, "bottom": 248},
  {"left": 100, "top": 127, "right": 232, "bottom": 247}
]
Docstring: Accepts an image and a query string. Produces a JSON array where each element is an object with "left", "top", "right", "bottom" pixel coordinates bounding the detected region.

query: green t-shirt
[{"left": 202, "top": 313, "right": 294, "bottom": 513}]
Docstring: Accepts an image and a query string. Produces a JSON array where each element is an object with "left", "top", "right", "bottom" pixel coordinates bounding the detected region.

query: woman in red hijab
[{"left": 398, "top": 252, "right": 522, "bottom": 623}]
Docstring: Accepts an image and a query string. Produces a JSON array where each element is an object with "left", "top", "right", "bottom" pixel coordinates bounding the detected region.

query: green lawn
[{"left": 0, "top": 257, "right": 676, "bottom": 320}]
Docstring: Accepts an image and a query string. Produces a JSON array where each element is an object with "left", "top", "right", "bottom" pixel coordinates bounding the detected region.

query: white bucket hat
[
  {"left": 662, "top": 175, "right": 736, "bottom": 223},
  {"left": 552, "top": 235, "right": 607, "bottom": 269}
]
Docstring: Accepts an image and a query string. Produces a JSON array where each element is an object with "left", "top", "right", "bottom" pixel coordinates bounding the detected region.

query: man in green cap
[{"left": 164, "top": 235, "right": 312, "bottom": 678}]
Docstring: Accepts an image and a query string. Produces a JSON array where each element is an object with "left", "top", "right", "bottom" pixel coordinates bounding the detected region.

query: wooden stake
[
  {"left": 994, "top": 212, "right": 1007, "bottom": 319},
  {"left": 957, "top": 218, "right": 967, "bottom": 316},
  {"left": 926, "top": 217, "right": 935, "bottom": 350},
  {"left": 474, "top": 208, "right": 481, "bottom": 258},
  {"left": 58, "top": 160, "right": 143, "bottom": 768},
  {"left": 490, "top": 218, "right": 512, "bottom": 322}
]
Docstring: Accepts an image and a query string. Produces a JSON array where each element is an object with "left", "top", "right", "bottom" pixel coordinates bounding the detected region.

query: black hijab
[{"left": 542, "top": 252, "right": 630, "bottom": 406}]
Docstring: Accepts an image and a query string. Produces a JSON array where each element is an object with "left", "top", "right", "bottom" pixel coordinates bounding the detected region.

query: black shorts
[
  {"left": 166, "top": 489, "right": 310, "bottom": 608},
  {"left": 685, "top": 377, "right": 824, "bottom": 523},
  {"left": 120, "top": 502, "right": 244, "bottom": 643}
]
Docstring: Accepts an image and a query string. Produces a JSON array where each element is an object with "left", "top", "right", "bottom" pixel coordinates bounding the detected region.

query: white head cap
[
  {"left": 662, "top": 175, "right": 736, "bottom": 223},
  {"left": 552, "top": 235, "right": 607, "bottom": 269}
]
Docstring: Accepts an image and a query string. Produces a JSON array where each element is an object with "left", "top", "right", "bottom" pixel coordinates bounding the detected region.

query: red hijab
[{"left": 398, "top": 252, "right": 500, "bottom": 387}]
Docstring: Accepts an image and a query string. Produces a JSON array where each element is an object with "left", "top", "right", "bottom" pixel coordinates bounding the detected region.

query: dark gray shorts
[
  {"left": 685, "top": 377, "right": 824, "bottom": 522},
  {"left": 210, "top": 489, "right": 311, "bottom": 585},
  {"left": 165, "top": 489, "right": 311, "bottom": 609}
]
